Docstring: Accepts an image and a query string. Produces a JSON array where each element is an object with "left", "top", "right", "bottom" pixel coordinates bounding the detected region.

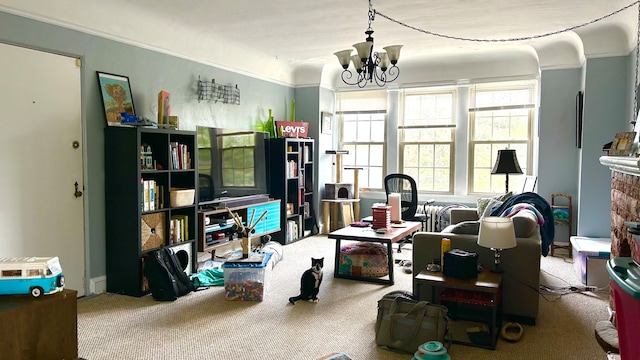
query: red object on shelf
[
  {"left": 371, "top": 205, "right": 390, "bottom": 230},
  {"left": 440, "top": 289, "right": 499, "bottom": 307}
]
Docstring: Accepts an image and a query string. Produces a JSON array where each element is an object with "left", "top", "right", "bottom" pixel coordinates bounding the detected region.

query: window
[
  {"left": 1, "top": 269, "right": 21, "bottom": 277},
  {"left": 400, "top": 89, "right": 456, "bottom": 193},
  {"left": 336, "top": 80, "right": 537, "bottom": 197},
  {"left": 337, "top": 90, "right": 387, "bottom": 189},
  {"left": 469, "top": 81, "right": 535, "bottom": 193},
  {"left": 220, "top": 132, "right": 256, "bottom": 187}
]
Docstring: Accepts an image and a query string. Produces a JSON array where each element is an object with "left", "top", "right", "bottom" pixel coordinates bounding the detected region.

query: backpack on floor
[{"left": 144, "top": 247, "right": 196, "bottom": 301}]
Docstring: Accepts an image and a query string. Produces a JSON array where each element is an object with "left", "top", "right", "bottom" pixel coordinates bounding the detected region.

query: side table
[{"left": 415, "top": 269, "right": 502, "bottom": 350}]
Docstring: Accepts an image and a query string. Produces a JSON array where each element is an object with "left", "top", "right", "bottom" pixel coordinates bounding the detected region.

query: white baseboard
[{"left": 90, "top": 276, "right": 107, "bottom": 294}]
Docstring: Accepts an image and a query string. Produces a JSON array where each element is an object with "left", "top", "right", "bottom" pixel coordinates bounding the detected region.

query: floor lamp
[{"left": 491, "top": 149, "right": 522, "bottom": 193}]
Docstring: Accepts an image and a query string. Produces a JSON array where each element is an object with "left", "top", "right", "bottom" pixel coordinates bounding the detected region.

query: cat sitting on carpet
[{"left": 288, "top": 257, "right": 323, "bottom": 304}]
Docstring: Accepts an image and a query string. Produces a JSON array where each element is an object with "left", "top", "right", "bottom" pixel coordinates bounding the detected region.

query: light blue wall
[
  {"left": 579, "top": 56, "right": 630, "bottom": 237},
  {"left": 2, "top": 10, "right": 634, "bottom": 285},
  {"left": 0, "top": 11, "right": 294, "bottom": 282},
  {"left": 538, "top": 68, "right": 582, "bottom": 235}
]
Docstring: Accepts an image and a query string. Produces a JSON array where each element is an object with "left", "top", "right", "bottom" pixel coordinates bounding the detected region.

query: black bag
[
  {"left": 144, "top": 248, "right": 196, "bottom": 301},
  {"left": 443, "top": 249, "right": 478, "bottom": 279}
]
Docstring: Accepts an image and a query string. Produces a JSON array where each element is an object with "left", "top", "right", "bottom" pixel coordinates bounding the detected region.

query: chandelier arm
[
  {"left": 339, "top": 69, "right": 363, "bottom": 86},
  {"left": 385, "top": 65, "right": 400, "bottom": 82}
]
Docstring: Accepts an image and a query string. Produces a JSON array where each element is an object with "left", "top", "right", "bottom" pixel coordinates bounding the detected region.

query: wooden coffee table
[{"left": 328, "top": 221, "right": 422, "bottom": 285}]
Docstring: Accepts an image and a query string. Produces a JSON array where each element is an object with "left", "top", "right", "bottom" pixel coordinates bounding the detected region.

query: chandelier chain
[
  {"left": 368, "top": 0, "right": 375, "bottom": 31},
  {"left": 375, "top": 1, "right": 640, "bottom": 43}
]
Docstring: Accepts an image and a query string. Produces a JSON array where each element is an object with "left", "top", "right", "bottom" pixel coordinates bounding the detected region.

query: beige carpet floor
[{"left": 78, "top": 235, "right": 610, "bottom": 359}]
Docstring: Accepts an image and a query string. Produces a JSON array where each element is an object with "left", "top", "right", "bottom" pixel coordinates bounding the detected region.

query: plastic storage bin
[
  {"left": 570, "top": 236, "right": 611, "bottom": 288},
  {"left": 606, "top": 257, "right": 640, "bottom": 360},
  {"left": 223, "top": 252, "right": 272, "bottom": 301}
]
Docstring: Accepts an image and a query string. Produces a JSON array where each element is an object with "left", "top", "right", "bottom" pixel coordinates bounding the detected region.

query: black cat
[{"left": 289, "top": 257, "right": 323, "bottom": 304}]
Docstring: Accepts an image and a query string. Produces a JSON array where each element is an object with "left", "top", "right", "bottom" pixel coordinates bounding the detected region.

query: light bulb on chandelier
[{"left": 334, "top": 1, "right": 403, "bottom": 88}]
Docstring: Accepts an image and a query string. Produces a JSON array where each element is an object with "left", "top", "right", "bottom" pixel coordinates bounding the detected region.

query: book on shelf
[
  {"left": 149, "top": 179, "right": 155, "bottom": 211},
  {"left": 169, "top": 142, "right": 191, "bottom": 170},
  {"left": 143, "top": 179, "right": 150, "bottom": 211},
  {"left": 171, "top": 215, "right": 189, "bottom": 243}
]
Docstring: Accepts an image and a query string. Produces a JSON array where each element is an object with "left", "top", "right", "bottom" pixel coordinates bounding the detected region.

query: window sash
[
  {"left": 469, "top": 82, "right": 535, "bottom": 194},
  {"left": 400, "top": 89, "right": 456, "bottom": 193}
]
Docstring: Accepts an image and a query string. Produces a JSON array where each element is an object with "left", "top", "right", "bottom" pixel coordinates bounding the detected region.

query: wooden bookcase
[
  {"left": 105, "top": 127, "right": 197, "bottom": 297},
  {"left": 267, "top": 138, "right": 317, "bottom": 244}
]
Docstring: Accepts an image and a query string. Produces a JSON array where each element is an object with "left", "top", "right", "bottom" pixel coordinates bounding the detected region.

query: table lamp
[
  {"left": 477, "top": 216, "right": 517, "bottom": 273},
  {"left": 491, "top": 149, "right": 522, "bottom": 193}
]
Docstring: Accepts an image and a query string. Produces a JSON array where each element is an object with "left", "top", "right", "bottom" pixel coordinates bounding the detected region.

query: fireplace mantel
[{"left": 599, "top": 156, "right": 640, "bottom": 176}]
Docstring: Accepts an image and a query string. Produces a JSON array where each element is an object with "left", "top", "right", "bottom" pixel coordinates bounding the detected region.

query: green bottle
[{"left": 266, "top": 109, "right": 276, "bottom": 138}]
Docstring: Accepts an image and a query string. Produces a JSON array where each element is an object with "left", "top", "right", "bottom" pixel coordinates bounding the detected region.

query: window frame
[
  {"left": 399, "top": 88, "right": 457, "bottom": 194},
  {"left": 337, "top": 110, "right": 387, "bottom": 190},
  {"left": 468, "top": 82, "right": 536, "bottom": 194}
]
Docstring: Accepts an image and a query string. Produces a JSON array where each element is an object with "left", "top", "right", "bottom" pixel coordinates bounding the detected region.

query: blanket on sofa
[{"left": 490, "top": 192, "right": 555, "bottom": 256}]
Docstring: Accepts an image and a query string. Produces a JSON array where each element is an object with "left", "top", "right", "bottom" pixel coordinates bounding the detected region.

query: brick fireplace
[{"left": 601, "top": 157, "right": 640, "bottom": 263}]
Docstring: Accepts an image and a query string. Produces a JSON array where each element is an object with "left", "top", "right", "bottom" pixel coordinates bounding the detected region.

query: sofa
[{"left": 411, "top": 207, "right": 542, "bottom": 325}]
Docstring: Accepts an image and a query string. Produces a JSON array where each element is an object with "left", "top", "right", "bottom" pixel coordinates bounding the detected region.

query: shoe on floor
[{"left": 402, "top": 260, "right": 412, "bottom": 273}]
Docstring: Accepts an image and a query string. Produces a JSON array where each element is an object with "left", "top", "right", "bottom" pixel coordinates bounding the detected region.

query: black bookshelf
[
  {"left": 104, "top": 127, "right": 197, "bottom": 296},
  {"left": 267, "top": 138, "right": 317, "bottom": 244}
]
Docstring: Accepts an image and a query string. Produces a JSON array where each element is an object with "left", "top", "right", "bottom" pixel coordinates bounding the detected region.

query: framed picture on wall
[
  {"left": 609, "top": 131, "right": 636, "bottom": 156},
  {"left": 96, "top": 71, "right": 136, "bottom": 127},
  {"left": 321, "top": 112, "right": 332, "bottom": 135}
]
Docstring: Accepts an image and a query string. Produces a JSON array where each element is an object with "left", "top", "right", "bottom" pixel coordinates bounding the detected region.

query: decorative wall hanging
[{"left": 97, "top": 71, "right": 136, "bottom": 127}]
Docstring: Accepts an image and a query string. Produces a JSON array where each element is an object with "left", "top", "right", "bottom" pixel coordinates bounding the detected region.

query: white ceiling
[{"left": 1, "top": 0, "right": 638, "bottom": 85}]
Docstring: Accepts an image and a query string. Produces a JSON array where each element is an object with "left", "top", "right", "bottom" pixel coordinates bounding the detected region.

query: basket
[{"left": 170, "top": 188, "right": 195, "bottom": 207}]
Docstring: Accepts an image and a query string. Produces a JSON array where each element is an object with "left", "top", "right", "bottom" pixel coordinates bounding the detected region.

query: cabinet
[
  {"left": 0, "top": 289, "right": 77, "bottom": 360},
  {"left": 415, "top": 270, "right": 502, "bottom": 350},
  {"left": 105, "top": 127, "right": 198, "bottom": 297},
  {"left": 267, "top": 138, "right": 318, "bottom": 244},
  {"left": 198, "top": 199, "right": 281, "bottom": 256}
]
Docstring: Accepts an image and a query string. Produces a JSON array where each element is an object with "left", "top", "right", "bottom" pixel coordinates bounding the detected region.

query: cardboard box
[{"left": 570, "top": 236, "right": 611, "bottom": 288}]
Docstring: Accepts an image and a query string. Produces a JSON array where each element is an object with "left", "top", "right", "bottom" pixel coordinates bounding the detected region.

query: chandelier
[{"left": 334, "top": 1, "right": 403, "bottom": 88}]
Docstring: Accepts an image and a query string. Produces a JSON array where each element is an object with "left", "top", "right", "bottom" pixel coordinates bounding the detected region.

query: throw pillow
[{"left": 477, "top": 192, "right": 513, "bottom": 218}]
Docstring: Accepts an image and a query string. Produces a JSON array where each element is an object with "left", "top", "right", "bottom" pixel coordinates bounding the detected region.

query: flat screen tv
[{"left": 196, "top": 126, "right": 269, "bottom": 204}]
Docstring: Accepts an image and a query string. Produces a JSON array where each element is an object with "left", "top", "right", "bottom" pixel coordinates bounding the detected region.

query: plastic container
[
  {"left": 606, "top": 257, "right": 640, "bottom": 360},
  {"left": 223, "top": 252, "right": 272, "bottom": 301},
  {"left": 570, "top": 236, "right": 611, "bottom": 288}
]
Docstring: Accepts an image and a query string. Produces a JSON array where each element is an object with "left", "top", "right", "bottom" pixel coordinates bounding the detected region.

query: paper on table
[{"left": 389, "top": 193, "right": 401, "bottom": 222}]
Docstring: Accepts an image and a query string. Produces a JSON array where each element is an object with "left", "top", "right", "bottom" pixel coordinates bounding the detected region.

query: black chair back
[{"left": 384, "top": 173, "right": 418, "bottom": 220}]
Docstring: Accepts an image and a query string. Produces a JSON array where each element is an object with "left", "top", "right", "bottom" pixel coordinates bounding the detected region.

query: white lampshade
[
  {"left": 353, "top": 41, "right": 373, "bottom": 61},
  {"left": 477, "top": 217, "right": 517, "bottom": 250},
  {"left": 334, "top": 49, "right": 353, "bottom": 69},
  {"left": 350, "top": 54, "right": 363, "bottom": 71},
  {"left": 377, "top": 51, "right": 389, "bottom": 70},
  {"left": 383, "top": 45, "right": 403, "bottom": 64}
]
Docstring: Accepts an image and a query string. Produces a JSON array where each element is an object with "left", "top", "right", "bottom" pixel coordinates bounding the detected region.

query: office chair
[{"left": 384, "top": 173, "right": 435, "bottom": 252}]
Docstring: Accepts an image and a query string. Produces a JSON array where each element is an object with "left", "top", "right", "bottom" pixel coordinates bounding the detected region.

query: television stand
[
  {"left": 198, "top": 198, "right": 281, "bottom": 257},
  {"left": 198, "top": 194, "right": 270, "bottom": 211}
]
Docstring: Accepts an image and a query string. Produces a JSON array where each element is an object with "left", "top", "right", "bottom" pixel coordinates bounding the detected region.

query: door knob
[{"left": 74, "top": 182, "right": 83, "bottom": 198}]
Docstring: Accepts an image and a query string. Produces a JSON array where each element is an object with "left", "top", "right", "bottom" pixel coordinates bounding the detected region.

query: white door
[{"left": 0, "top": 43, "right": 85, "bottom": 296}]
